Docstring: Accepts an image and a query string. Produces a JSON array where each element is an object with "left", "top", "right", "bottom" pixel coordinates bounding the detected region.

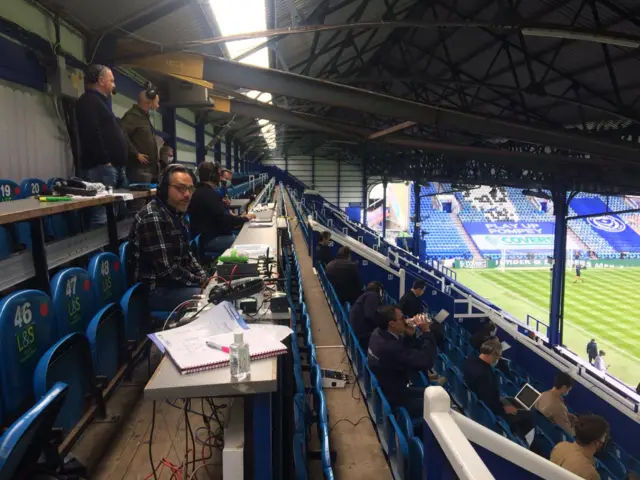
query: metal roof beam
[
  {"left": 197, "top": 56, "right": 640, "bottom": 160},
  {"left": 110, "top": 0, "right": 191, "bottom": 35}
]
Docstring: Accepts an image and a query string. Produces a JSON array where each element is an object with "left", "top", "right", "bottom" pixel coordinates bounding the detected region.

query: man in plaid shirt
[{"left": 128, "top": 165, "right": 206, "bottom": 311}]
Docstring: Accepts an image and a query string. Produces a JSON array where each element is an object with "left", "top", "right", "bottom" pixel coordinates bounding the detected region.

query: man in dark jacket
[
  {"left": 399, "top": 280, "right": 426, "bottom": 318},
  {"left": 368, "top": 305, "right": 437, "bottom": 420},
  {"left": 121, "top": 90, "right": 161, "bottom": 183},
  {"left": 471, "top": 321, "right": 496, "bottom": 352},
  {"left": 463, "top": 338, "right": 534, "bottom": 442},
  {"left": 587, "top": 339, "right": 598, "bottom": 364},
  {"left": 188, "top": 162, "right": 254, "bottom": 254},
  {"left": 315, "top": 231, "right": 333, "bottom": 266},
  {"left": 76, "top": 64, "right": 128, "bottom": 228},
  {"left": 349, "top": 281, "right": 384, "bottom": 351},
  {"left": 326, "top": 246, "right": 363, "bottom": 306}
]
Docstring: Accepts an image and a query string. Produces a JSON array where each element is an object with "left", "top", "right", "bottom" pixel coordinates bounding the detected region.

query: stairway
[
  {"left": 450, "top": 213, "right": 483, "bottom": 260},
  {"left": 567, "top": 226, "right": 589, "bottom": 252}
]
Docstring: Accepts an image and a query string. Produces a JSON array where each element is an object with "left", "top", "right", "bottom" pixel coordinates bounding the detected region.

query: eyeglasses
[{"left": 170, "top": 184, "right": 195, "bottom": 194}]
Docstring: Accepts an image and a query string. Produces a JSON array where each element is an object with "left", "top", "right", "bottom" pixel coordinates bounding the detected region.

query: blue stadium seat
[
  {"left": 0, "top": 382, "right": 68, "bottom": 479},
  {"left": 86, "top": 303, "right": 125, "bottom": 381},
  {"left": 118, "top": 241, "right": 129, "bottom": 286},
  {"left": 33, "top": 333, "right": 96, "bottom": 435},
  {"left": 0, "top": 179, "right": 31, "bottom": 250},
  {"left": 50, "top": 268, "right": 97, "bottom": 338},
  {"left": 408, "top": 436, "right": 424, "bottom": 480},
  {"left": 0, "top": 290, "right": 56, "bottom": 419},
  {"left": 88, "top": 252, "right": 126, "bottom": 307},
  {"left": 19, "top": 178, "right": 47, "bottom": 198}
]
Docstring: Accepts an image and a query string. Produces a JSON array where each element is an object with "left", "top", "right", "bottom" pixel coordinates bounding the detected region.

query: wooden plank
[{"left": 0, "top": 190, "right": 152, "bottom": 225}]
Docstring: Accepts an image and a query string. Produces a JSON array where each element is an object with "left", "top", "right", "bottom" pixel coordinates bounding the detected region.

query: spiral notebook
[
  {"left": 151, "top": 301, "right": 289, "bottom": 375},
  {"left": 165, "top": 329, "right": 287, "bottom": 375}
]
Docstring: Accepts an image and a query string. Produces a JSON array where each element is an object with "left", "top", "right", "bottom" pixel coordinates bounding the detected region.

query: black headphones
[
  {"left": 144, "top": 81, "right": 158, "bottom": 100},
  {"left": 85, "top": 64, "right": 106, "bottom": 84},
  {"left": 158, "top": 164, "right": 189, "bottom": 202}
]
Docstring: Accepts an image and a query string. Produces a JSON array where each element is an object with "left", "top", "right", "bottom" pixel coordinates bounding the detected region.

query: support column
[
  {"left": 225, "top": 136, "right": 232, "bottom": 169},
  {"left": 311, "top": 155, "right": 316, "bottom": 189},
  {"left": 214, "top": 132, "right": 221, "bottom": 164},
  {"left": 382, "top": 177, "right": 388, "bottom": 240},
  {"left": 362, "top": 164, "right": 367, "bottom": 225},
  {"left": 413, "top": 182, "right": 421, "bottom": 258},
  {"left": 284, "top": 155, "right": 289, "bottom": 172},
  {"left": 549, "top": 188, "right": 568, "bottom": 346},
  {"left": 195, "top": 120, "right": 205, "bottom": 164},
  {"left": 234, "top": 141, "right": 239, "bottom": 172},
  {"left": 336, "top": 159, "right": 341, "bottom": 208}
]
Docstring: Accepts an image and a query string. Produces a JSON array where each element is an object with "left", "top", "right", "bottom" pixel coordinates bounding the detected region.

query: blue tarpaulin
[{"left": 570, "top": 198, "right": 640, "bottom": 252}]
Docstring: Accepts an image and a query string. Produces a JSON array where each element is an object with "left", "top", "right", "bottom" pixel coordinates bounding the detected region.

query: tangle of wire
[{"left": 146, "top": 397, "right": 228, "bottom": 480}]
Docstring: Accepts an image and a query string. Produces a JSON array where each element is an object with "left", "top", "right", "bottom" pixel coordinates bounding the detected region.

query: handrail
[
  {"left": 423, "top": 387, "right": 494, "bottom": 479},
  {"left": 425, "top": 387, "right": 583, "bottom": 480},
  {"left": 452, "top": 411, "right": 583, "bottom": 480}
]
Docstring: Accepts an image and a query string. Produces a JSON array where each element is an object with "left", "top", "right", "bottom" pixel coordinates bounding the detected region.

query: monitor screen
[{"left": 516, "top": 384, "right": 541, "bottom": 409}]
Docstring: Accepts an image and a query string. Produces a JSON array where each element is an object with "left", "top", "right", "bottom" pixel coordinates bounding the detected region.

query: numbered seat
[
  {"left": 88, "top": 252, "right": 126, "bottom": 307},
  {"left": 33, "top": 334, "right": 98, "bottom": 435},
  {"left": 89, "top": 251, "right": 147, "bottom": 342},
  {"left": 0, "top": 290, "right": 56, "bottom": 421},
  {"left": 0, "top": 179, "right": 26, "bottom": 252},
  {"left": 0, "top": 382, "right": 68, "bottom": 480},
  {"left": 17, "top": 178, "right": 49, "bottom": 248},
  {"left": 50, "top": 268, "right": 97, "bottom": 338}
]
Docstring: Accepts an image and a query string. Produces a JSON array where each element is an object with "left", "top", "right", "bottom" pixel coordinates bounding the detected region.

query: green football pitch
[{"left": 455, "top": 267, "right": 640, "bottom": 386}]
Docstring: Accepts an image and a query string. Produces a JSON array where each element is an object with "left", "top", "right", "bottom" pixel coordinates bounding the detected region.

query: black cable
[
  {"left": 328, "top": 415, "right": 370, "bottom": 434},
  {"left": 149, "top": 400, "right": 159, "bottom": 480},
  {"left": 185, "top": 399, "right": 196, "bottom": 475}
]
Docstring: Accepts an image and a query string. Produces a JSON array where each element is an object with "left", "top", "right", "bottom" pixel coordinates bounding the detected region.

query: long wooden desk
[
  {"left": 0, "top": 191, "right": 151, "bottom": 225},
  {"left": 0, "top": 190, "right": 153, "bottom": 292}
]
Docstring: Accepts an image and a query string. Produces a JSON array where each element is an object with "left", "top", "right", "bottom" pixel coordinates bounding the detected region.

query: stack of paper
[{"left": 149, "top": 302, "right": 293, "bottom": 375}]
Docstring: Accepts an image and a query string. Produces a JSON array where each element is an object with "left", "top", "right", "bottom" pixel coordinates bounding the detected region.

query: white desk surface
[{"left": 144, "top": 355, "right": 278, "bottom": 400}]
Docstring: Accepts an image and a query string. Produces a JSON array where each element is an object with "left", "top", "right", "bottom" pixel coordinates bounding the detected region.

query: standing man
[
  {"left": 76, "top": 64, "right": 128, "bottom": 228},
  {"left": 121, "top": 85, "right": 161, "bottom": 184},
  {"left": 574, "top": 262, "right": 584, "bottom": 283},
  {"left": 315, "top": 231, "right": 333, "bottom": 266},
  {"left": 159, "top": 140, "right": 174, "bottom": 172},
  {"left": 586, "top": 339, "right": 598, "bottom": 364},
  {"left": 326, "top": 246, "right": 363, "bottom": 306},
  {"left": 220, "top": 168, "right": 234, "bottom": 212}
]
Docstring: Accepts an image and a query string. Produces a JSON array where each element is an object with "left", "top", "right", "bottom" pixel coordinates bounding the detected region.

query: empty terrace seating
[{"left": 458, "top": 186, "right": 517, "bottom": 222}]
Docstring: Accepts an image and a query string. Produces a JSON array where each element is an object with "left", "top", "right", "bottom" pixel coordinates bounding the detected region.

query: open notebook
[
  {"left": 165, "top": 329, "right": 287, "bottom": 375},
  {"left": 151, "top": 302, "right": 289, "bottom": 375}
]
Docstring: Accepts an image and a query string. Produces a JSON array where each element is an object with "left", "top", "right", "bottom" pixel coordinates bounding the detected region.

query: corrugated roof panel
[{"left": 0, "top": 82, "right": 73, "bottom": 182}]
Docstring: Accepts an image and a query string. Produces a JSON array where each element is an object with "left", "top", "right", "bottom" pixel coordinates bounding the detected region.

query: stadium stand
[{"left": 278, "top": 167, "right": 640, "bottom": 480}]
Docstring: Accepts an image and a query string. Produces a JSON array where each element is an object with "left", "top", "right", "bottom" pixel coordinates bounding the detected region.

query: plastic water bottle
[{"left": 230, "top": 332, "right": 251, "bottom": 380}]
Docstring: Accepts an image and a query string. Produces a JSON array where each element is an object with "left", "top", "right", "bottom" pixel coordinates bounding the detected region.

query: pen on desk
[
  {"left": 38, "top": 196, "right": 73, "bottom": 202},
  {"left": 206, "top": 340, "right": 230, "bottom": 354}
]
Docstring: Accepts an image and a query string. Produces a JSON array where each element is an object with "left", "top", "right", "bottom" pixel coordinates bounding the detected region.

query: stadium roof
[{"left": 34, "top": 0, "right": 640, "bottom": 194}]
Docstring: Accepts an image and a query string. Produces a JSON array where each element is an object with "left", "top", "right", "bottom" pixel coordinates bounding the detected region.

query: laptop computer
[{"left": 508, "top": 383, "right": 542, "bottom": 411}]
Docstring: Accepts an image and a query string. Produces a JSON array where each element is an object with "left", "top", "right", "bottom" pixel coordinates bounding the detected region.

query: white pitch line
[{"left": 469, "top": 272, "right": 640, "bottom": 363}]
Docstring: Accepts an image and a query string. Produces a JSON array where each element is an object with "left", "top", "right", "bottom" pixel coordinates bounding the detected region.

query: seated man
[
  {"left": 399, "top": 280, "right": 426, "bottom": 318},
  {"left": 188, "top": 162, "right": 254, "bottom": 254},
  {"left": 326, "top": 246, "right": 363, "bottom": 306},
  {"left": 220, "top": 168, "right": 234, "bottom": 214},
  {"left": 463, "top": 338, "right": 535, "bottom": 442},
  {"left": 315, "top": 231, "right": 333, "bottom": 266},
  {"left": 471, "top": 320, "right": 496, "bottom": 352},
  {"left": 128, "top": 164, "right": 206, "bottom": 311},
  {"left": 368, "top": 305, "right": 436, "bottom": 419},
  {"left": 348, "top": 282, "right": 384, "bottom": 351},
  {"left": 536, "top": 371, "right": 577, "bottom": 436},
  {"left": 551, "top": 415, "right": 609, "bottom": 480}
]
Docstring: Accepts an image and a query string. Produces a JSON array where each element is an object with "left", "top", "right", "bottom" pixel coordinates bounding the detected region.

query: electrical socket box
[
  {"left": 321, "top": 368, "right": 347, "bottom": 388},
  {"left": 47, "top": 55, "right": 85, "bottom": 98},
  {"left": 165, "top": 79, "right": 210, "bottom": 107}
]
